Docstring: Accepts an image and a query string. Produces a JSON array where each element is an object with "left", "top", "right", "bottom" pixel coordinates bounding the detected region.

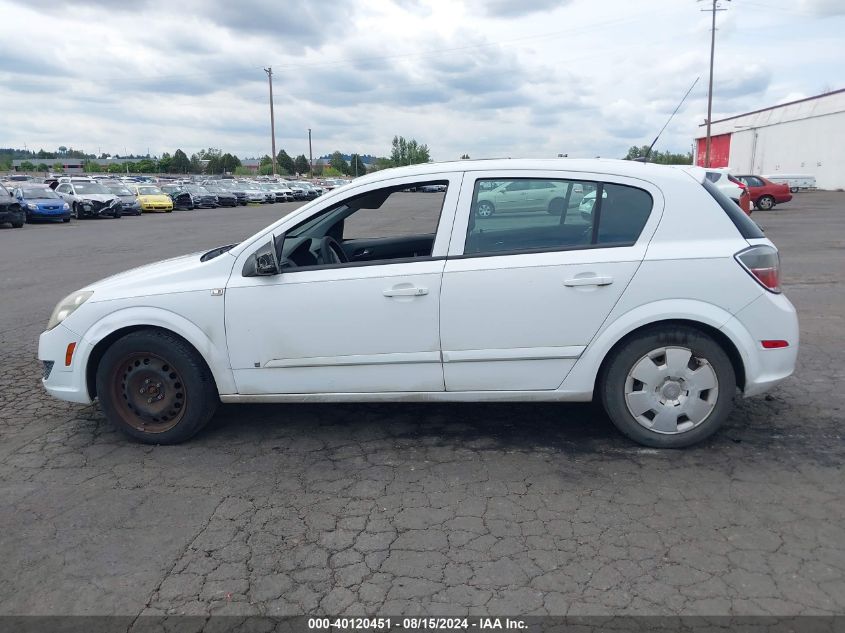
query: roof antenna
[{"left": 635, "top": 76, "right": 700, "bottom": 163}]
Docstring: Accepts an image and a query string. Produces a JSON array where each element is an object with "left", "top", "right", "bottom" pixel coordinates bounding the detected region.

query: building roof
[{"left": 702, "top": 88, "right": 845, "bottom": 127}]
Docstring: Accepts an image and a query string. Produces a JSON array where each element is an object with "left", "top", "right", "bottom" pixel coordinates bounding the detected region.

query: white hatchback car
[{"left": 39, "top": 159, "right": 798, "bottom": 448}]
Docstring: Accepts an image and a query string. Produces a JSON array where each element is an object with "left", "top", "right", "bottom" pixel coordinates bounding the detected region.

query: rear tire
[
  {"left": 476, "top": 201, "right": 495, "bottom": 217},
  {"left": 600, "top": 325, "right": 735, "bottom": 448},
  {"left": 96, "top": 330, "right": 219, "bottom": 444},
  {"left": 757, "top": 195, "right": 775, "bottom": 210}
]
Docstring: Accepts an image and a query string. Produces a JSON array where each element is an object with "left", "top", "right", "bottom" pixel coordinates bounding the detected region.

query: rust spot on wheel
[{"left": 111, "top": 352, "right": 187, "bottom": 433}]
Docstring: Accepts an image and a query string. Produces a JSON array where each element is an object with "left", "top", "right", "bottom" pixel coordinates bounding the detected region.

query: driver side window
[{"left": 281, "top": 180, "right": 449, "bottom": 269}]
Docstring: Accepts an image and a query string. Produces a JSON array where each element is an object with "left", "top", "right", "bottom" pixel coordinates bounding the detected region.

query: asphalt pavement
[{"left": 0, "top": 192, "right": 843, "bottom": 617}]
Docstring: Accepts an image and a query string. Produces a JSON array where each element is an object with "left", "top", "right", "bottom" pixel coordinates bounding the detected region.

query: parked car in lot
[
  {"left": 241, "top": 184, "right": 269, "bottom": 204},
  {"left": 267, "top": 182, "right": 294, "bottom": 202},
  {"left": 216, "top": 181, "right": 248, "bottom": 205},
  {"left": 201, "top": 184, "right": 238, "bottom": 207},
  {"left": 38, "top": 159, "right": 798, "bottom": 449},
  {"left": 102, "top": 182, "right": 142, "bottom": 216},
  {"left": 13, "top": 184, "right": 71, "bottom": 222},
  {"left": 705, "top": 170, "right": 752, "bottom": 215},
  {"left": 130, "top": 184, "right": 173, "bottom": 213},
  {"left": 0, "top": 182, "right": 25, "bottom": 228},
  {"left": 54, "top": 181, "right": 122, "bottom": 219},
  {"left": 761, "top": 173, "right": 815, "bottom": 193},
  {"left": 475, "top": 179, "right": 582, "bottom": 216},
  {"left": 734, "top": 175, "right": 793, "bottom": 210},
  {"left": 292, "top": 181, "right": 320, "bottom": 200},
  {"left": 283, "top": 181, "right": 308, "bottom": 200},
  {"left": 181, "top": 185, "right": 218, "bottom": 208},
  {"left": 160, "top": 184, "right": 194, "bottom": 210}
]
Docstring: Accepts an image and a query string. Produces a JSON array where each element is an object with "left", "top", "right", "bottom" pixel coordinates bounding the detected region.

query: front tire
[
  {"left": 96, "top": 330, "right": 219, "bottom": 444},
  {"left": 757, "top": 195, "right": 775, "bottom": 210},
  {"left": 600, "top": 325, "right": 736, "bottom": 448}
]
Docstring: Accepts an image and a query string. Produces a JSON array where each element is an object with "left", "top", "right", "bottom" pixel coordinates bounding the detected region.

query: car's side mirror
[{"left": 243, "top": 236, "right": 283, "bottom": 277}]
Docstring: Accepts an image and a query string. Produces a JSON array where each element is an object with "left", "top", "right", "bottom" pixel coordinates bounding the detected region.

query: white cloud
[{"left": 2, "top": 0, "right": 842, "bottom": 161}]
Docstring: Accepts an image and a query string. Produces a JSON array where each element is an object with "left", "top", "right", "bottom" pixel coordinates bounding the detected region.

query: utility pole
[
  {"left": 264, "top": 67, "right": 277, "bottom": 176},
  {"left": 308, "top": 128, "right": 313, "bottom": 178},
  {"left": 701, "top": 0, "right": 728, "bottom": 167}
]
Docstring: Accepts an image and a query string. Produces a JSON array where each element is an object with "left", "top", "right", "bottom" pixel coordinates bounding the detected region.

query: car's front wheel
[
  {"left": 96, "top": 329, "right": 219, "bottom": 444},
  {"left": 757, "top": 195, "right": 775, "bottom": 210},
  {"left": 600, "top": 325, "right": 735, "bottom": 448}
]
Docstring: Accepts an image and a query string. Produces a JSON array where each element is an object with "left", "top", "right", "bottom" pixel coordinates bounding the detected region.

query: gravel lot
[{"left": 1, "top": 192, "right": 843, "bottom": 617}]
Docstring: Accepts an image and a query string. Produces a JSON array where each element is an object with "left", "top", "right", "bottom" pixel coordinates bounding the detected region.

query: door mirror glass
[{"left": 243, "top": 236, "right": 282, "bottom": 277}]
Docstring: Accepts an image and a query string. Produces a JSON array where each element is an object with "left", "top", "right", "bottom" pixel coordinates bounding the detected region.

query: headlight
[
  {"left": 63, "top": 203, "right": 70, "bottom": 210},
  {"left": 27, "top": 202, "right": 38, "bottom": 210},
  {"left": 47, "top": 291, "right": 93, "bottom": 331}
]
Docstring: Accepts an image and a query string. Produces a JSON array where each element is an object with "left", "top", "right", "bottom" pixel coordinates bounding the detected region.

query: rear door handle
[
  {"left": 564, "top": 276, "right": 614, "bottom": 287},
  {"left": 383, "top": 286, "right": 428, "bottom": 297}
]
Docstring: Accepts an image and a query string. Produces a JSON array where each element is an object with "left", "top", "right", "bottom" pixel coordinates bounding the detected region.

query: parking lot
[{"left": 1, "top": 192, "right": 843, "bottom": 617}]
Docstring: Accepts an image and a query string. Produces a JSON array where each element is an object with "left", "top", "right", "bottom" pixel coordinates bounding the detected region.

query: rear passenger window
[{"left": 464, "top": 178, "right": 652, "bottom": 256}]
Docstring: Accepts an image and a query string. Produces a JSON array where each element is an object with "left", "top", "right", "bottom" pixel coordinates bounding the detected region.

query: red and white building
[{"left": 695, "top": 88, "right": 845, "bottom": 190}]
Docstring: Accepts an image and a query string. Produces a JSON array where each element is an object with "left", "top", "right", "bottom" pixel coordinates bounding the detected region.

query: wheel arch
[
  {"left": 82, "top": 309, "right": 235, "bottom": 400},
  {"left": 593, "top": 319, "right": 746, "bottom": 395},
  {"left": 561, "top": 299, "right": 751, "bottom": 398}
]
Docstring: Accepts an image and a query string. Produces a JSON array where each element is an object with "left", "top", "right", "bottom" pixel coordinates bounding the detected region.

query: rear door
[{"left": 439, "top": 171, "right": 662, "bottom": 391}]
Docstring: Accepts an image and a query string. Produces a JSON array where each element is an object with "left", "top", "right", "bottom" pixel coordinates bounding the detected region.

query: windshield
[
  {"left": 73, "top": 183, "right": 110, "bottom": 194},
  {"left": 107, "top": 185, "right": 133, "bottom": 196},
  {"left": 23, "top": 188, "right": 59, "bottom": 199},
  {"left": 137, "top": 186, "right": 163, "bottom": 195}
]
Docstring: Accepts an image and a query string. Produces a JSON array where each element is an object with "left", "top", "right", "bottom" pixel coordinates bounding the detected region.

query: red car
[{"left": 735, "top": 175, "right": 793, "bottom": 211}]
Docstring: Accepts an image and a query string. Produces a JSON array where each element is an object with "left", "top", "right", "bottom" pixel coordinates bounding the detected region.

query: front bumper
[
  {"left": 38, "top": 323, "right": 93, "bottom": 404},
  {"left": 0, "top": 209, "right": 25, "bottom": 223}
]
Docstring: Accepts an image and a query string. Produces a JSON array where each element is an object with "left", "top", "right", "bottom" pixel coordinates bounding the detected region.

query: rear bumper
[{"left": 721, "top": 291, "right": 799, "bottom": 397}]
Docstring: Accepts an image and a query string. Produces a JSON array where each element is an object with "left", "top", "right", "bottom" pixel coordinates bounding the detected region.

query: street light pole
[
  {"left": 264, "top": 67, "right": 277, "bottom": 176},
  {"left": 308, "top": 128, "right": 313, "bottom": 179}
]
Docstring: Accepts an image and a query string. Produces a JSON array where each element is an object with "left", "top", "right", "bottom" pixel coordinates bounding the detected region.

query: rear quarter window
[{"left": 702, "top": 178, "right": 764, "bottom": 239}]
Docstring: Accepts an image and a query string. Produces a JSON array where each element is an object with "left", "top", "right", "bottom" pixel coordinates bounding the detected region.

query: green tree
[
  {"left": 125, "top": 162, "right": 138, "bottom": 173},
  {"left": 349, "top": 154, "right": 366, "bottom": 177},
  {"left": 158, "top": 152, "right": 172, "bottom": 173},
  {"left": 189, "top": 154, "right": 203, "bottom": 174},
  {"left": 84, "top": 160, "right": 101, "bottom": 173},
  {"left": 460, "top": 153, "right": 470, "bottom": 159},
  {"left": 321, "top": 166, "right": 344, "bottom": 177},
  {"left": 171, "top": 149, "right": 190, "bottom": 173},
  {"left": 106, "top": 163, "right": 124, "bottom": 174},
  {"left": 52, "top": 162, "right": 64, "bottom": 172},
  {"left": 19, "top": 160, "right": 36, "bottom": 171},
  {"left": 624, "top": 145, "right": 692, "bottom": 165},
  {"left": 374, "top": 157, "right": 393, "bottom": 171},
  {"left": 233, "top": 166, "right": 252, "bottom": 176},
  {"left": 276, "top": 149, "right": 295, "bottom": 175},
  {"left": 205, "top": 155, "right": 221, "bottom": 174},
  {"left": 36, "top": 162, "right": 49, "bottom": 172},
  {"left": 329, "top": 151, "right": 349, "bottom": 175},
  {"left": 135, "top": 158, "right": 157, "bottom": 173},
  {"left": 311, "top": 162, "right": 323, "bottom": 177},
  {"left": 390, "top": 136, "right": 430, "bottom": 167},
  {"left": 220, "top": 153, "right": 241, "bottom": 173},
  {"left": 294, "top": 154, "right": 309, "bottom": 176}
]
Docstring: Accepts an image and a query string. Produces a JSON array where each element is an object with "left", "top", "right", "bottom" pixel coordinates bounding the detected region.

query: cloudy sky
[{"left": 2, "top": 0, "right": 843, "bottom": 161}]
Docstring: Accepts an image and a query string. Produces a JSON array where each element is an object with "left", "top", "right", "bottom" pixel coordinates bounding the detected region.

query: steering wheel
[{"left": 318, "top": 236, "right": 348, "bottom": 265}]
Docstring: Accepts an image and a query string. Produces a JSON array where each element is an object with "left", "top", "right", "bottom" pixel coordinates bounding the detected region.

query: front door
[
  {"left": 224, "top": 174, "right": 461, "bottom": 394},
  {"left": 439, "top": 172, "right": 661, "bottom": 391}
]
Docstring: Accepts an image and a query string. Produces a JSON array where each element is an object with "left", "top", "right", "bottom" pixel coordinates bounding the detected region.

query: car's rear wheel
[
  {"left": 600, "top": 325, "right": 736, "bottom": 448},
  {"left": 790, "top": 187, "right": 798, "bottom": 193},
  {"left": 757, "top": 195, "right": 775, "bottom": 210},
  {"left": 476, "top": 201, "right": 495, "bottom": 217},
  {"left": 96, "top": 330, "right": 219, "bottom": 444}
]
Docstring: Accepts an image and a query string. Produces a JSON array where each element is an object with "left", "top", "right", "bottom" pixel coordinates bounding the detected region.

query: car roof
[{"left": 350, "top": 158, "right": 705, "bottom": 187}]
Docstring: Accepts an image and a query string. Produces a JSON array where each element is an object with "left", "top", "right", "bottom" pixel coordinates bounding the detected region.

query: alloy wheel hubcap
[{"left": 624, "top": 346, "right": 719, "bottom": 435}]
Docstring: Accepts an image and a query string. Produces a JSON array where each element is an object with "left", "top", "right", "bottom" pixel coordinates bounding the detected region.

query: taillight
[{"left": 735, "top": 245, "right": 781, "bottom": 293}]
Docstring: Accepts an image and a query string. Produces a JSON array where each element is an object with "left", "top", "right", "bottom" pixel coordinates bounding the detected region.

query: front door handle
[
  {"left": 383, "top": 286, "right": 428, "bottom": 297},
  {"left": 564, "top": 275, "right": 614, "bottom": 287}
]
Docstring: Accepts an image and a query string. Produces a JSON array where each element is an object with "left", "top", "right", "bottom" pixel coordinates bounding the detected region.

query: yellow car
[{"left": 131, "top": 184, "right": 173, "bottom": 213}]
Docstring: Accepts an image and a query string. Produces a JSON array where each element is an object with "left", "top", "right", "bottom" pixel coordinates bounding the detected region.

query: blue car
[{"left": 14, "top": 185, "right": 72, "bottom": 222}]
